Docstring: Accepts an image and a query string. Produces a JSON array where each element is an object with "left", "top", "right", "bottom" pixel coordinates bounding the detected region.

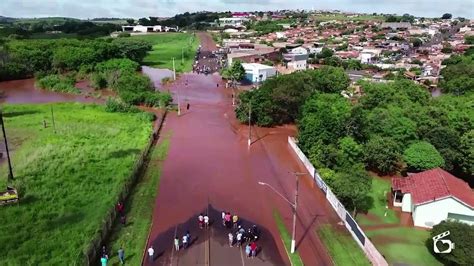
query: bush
[
  {"left": 427, "top": 221, "right": 474, "bottom": 265},
  {"left": 403, "top": 141, "right": 445, "bottom": 171},
  {"left": 95, "top": 58, "right": 140, "bottom": 74},
  {"left": 90, "top": 72, "right": 107, "bottom": 89},
  {"left": 36, "top": 74, "right": 80, "bottom": 94},
  {"left": 105, "top": 97, "right": 139, "bottom": 113},
  {"left": 118, "top": 32, "right": 131, "bottom": 38}
]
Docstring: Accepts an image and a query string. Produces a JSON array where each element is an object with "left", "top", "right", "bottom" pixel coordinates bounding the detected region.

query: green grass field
[
  {"left": 0, "top": 103, "right": 152, "bottom": 264},
  {"left": 357, "top": 176, "right": 399, "bottom": 226},
  {"left": 273, "top": 211, "right": 304, "bottom": 266},
  {"left": 131, "top": 33, "right": 199, "bottom": 73},
  {"left": 365, "top": 227, "right": 442, "bottom": 266},
  {"left": 106, "top": 134, "right": 170, "bottom": 265},
  {"left": 317, "top": 224, "right": 370, "bottom": 266}
]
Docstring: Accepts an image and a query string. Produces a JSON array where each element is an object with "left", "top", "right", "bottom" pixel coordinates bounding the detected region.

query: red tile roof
[{"left": 392, "top": 168, "right": 474, "bottom": 208}]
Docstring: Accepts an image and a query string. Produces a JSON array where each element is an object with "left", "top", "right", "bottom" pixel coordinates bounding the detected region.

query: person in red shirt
[{"left": 250, "top": 241, "right": 257, "bottom": 258}]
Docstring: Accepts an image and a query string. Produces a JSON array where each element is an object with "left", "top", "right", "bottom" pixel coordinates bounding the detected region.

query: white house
[
  {"left": 392, "top": 168, "right": 474, "bottom": 228},
  {"left": 283, "top": 53, "right": 308, "bottom": 70},
  {"left": 242, "top": 63, "right": 276, "bottom": 83}
]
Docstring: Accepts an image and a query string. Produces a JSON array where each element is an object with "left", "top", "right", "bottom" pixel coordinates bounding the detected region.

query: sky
[{"left": 1, "top": 0, "right": 473, "bottom": 19}]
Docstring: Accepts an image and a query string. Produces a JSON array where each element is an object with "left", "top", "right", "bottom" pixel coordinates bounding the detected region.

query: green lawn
[
  {"left": 317, "top": 224, "right": 370, "bottom": 266},
  {"left": 357, "top": 176, "right": 399, "bottom": 226},
  {"left": 106, "top": 134, "right": 170, "bottom": 265},
  {"left": 0, "top": 103, "right": 152, "bottom": 264},
  {"left": 273, "top": 211, "right": 304, "bottom": 266},
  {"left": 131, "top": 33, "right": 199, "bottom": 73},
  {"left": 365, "top": 227, "right": 442, "bottom": 266}
]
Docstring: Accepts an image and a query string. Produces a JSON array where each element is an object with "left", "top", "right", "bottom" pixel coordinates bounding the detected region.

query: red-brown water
[
  {"left": 144, "top": 33, "right": 339, "bottom": 266},
  {"left": 0, "top": 79, "right": 104, "bottom": 104}
]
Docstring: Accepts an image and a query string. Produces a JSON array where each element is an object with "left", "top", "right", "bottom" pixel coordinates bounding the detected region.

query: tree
[
  {"left": 411, "top": 38, "right": 423, "bottom": 47},
  {"left": 428, "top": 221, "right": 474, "bottom": 265},
  {"left": 316, "top": 47, "right": 333, "bottom": 59},
  {"left": 403, "top": 141, "right": 445, "bottom": 171},
  {"left": 460, "top": 130, "right": 474, "bottom": 176},
  {"left": 441, "top": 13, "right": 452, "bottom": 19},
  {"left": 228, "top": 60, "right": 245, "bottom": 82},
  {"left": 126, "top": 19, "right": 135, "bottom": 25},
  {"left": 336, "top": 136, "right": 363, "bottom": 167},
  {"left": 311, "top": 66, "right": 350, "bottom": 93},
  {"left": 295, "top": 38, "right": 304, "bottom": 44},
  {"left": 111, "top": 38, "right": 152, "bottom": 63},
  {"left": 364, "top": 136, "right": 401, "bottom": 174}
]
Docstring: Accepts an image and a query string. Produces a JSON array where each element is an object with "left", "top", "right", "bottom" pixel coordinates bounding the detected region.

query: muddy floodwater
[
  {"left": 0, "top": 79, "right": 104, "bottom": 104},
  {"left": 142, "top": 66, "right": 174, "bottom": 88}
]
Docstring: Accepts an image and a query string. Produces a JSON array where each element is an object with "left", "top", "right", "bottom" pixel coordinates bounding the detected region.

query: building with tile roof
[{"left": 392, "top": 168, "right": 474, "bottom": 228}]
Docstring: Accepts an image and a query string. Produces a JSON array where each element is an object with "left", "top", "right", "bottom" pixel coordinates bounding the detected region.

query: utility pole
[
  {"left": 0, "top": 110, "right": 14, "bottom": 182},
  {"left": 247, "top": 103, "right": 251, "bottom": 147},
  {"left": 173, "top": 58, "right": 180, "bottom": 116},
  {"left": 50, "top": 105, "right": 56, "bottom": 134}
]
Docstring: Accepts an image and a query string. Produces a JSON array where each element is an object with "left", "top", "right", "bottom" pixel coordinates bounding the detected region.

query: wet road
[{"left": 144, "top": 33, "right": 339, "bottom": 266}]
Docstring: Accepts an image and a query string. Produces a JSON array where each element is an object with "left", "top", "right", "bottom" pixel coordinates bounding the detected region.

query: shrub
[
  {"left": 427, "top": 221, "right": 474, "bottom": 265},
  {"left": 90, "top": 72, "right": 107, "bottom": 89},
  {"left": 403, "top": 141, "right": 445, "bottom": 171},
  {"left": 36, "top": 74, "right": 80, "bottom": 94},
  {"left": 105, "top": 97, "right": 139, "bottom": 113},
  {"left": 95, "top": 58, "right": 140, "bottom": 74},
  {"left": 118, "top": 32, "right": 131, "bottom": 38}
]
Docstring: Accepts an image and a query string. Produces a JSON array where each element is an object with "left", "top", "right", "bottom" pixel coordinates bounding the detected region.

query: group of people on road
[
  {"left": 198, "top": 213, "right": 210, "bottom": 229},
  {"left": 174, "top": 230, "right": 192, "bottom": 251},
  {"left": 223, "top": 210, "right": 261, "bottom": 259}
]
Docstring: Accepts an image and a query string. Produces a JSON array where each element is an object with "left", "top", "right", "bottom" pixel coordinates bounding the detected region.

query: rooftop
[{"left": 392, "top": 168, "right": 474, "bottom": 208}]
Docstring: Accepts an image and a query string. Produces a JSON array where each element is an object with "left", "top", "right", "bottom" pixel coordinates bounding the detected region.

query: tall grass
[
  {"left": 0, "top": 103, "right": 152, "bottom": 264},
  {"left": 131, "top": 33, "right": 199, "bottom": 73}
]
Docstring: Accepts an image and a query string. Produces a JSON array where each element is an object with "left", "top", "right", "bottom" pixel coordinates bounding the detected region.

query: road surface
[{"left": 144, "top": 32, "right": 340, "bottom": 266}]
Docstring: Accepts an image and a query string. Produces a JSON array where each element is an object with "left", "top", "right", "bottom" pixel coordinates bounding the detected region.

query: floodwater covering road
[{"left": 144, "top": 33, "right": 340, "bottom": 266}]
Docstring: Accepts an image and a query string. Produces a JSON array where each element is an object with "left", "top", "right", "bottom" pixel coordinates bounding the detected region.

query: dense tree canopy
[
  {"left": 440, "top": 54, "right": 474, "bottom": 95},
  {"left": 403, "top": 141, "right": 445, "bottom": 171}
]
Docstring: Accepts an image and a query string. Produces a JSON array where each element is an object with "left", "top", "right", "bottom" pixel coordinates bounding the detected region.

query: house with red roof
[{"left": 392, "top": 168, "right": 474, "bottom": 228}]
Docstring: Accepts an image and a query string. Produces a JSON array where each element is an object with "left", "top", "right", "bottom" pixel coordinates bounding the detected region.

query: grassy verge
[
  {"left": 273, "top": 210, "right": 304, "bottom": 266},
  {"left": 365, "top": 227, "right": 441, "bottom": 266},
  {"left": 0, "top": 103, "right": 152, "bottom": 264},
  {"left": 317, "top": 224, "right": 370, "bottom": 266},
  {"left": 131, "top": 33, "right": 199, "bottom": 73},
  {"left": 357, "top": 176, "right": 399, "bottom": 226},
  {"left": 106, "top": 135, "right": 170, "bottom": 265}
]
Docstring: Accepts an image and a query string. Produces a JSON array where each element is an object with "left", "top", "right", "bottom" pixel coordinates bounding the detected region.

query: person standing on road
[
  {"left": 232, "top": 214, "right": 239, "bottom": 229},
  {"left": 182, "top": 234, "right": 188, "bottom": 249},
  {"left": 186, "top": 103, "right": 190, "bottom": 110},
  {"left": 118, "top": 247, "right": 125, "bottom": 264},
  {"left": 221, "top": 211, "right": 226, "bottom": 226},
  {"left": 236, "top": 232, "right": 243, "bottom": 247},
  {"left": 245, "top": 244, "right": 251, "bottom": 258},
  {"left": 198, "top": 213, "right": 204, "bottom": 229},
  {"left": 250, "top": 241, "right": 257, "bottom": 258},
  {"left": 147, "top": 246, "right": 154, "bottom": 263},
  {"left": 224, "top": 212, "right": 231, "bottom": 228},
  {"left": 204, "top": 214, "right": 210, "bottom": 229},
  {"left": 228, "top": 232, "right": 234, "bottom": 247},
  {"left": 174, "top": 237, "right": 180, "bottom": 251}
]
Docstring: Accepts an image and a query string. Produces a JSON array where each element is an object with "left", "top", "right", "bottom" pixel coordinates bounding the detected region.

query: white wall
[
  {"left": 413, "top": 197, "right": 474, "bottom": 228},
  {"left": 288, "top": 60, "right": 307, "bottom": 70}
]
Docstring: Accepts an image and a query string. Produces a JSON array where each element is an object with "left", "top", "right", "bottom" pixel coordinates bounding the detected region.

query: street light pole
[
  {"left": 173, "top": 58, "right": 181, "bottom": 116},
  {"left": 258, "top": 172, "right": 305, "bottom": 254},
  {"left": 248, "top": 102, "right": 251, "bottom": 147}
]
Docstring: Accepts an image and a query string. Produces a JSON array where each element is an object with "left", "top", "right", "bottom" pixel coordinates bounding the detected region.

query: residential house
[
  {"left": 392, "top": 168, "right": 474, "bottom": 228},
  {"left": 283, "top": 53, "right": 308, "bottom": 70},
  {"left": 242, "top": 63, "right": 277, "bottom": 83}
]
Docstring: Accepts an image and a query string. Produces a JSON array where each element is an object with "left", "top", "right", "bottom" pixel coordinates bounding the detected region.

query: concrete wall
[
  {"left": 413, "top": 197, "right": 474, "bottom": 228},
  {"left": 288, "top": 137, "right": 388, "bottom": 266}
]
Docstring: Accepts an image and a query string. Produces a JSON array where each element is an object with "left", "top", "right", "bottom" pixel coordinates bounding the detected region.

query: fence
[
  {"left": 288, "top": 137, "right": 388, "bottom": 266},
  {"left": 81, "top": 111, "right": 167, "bottom": 265}
]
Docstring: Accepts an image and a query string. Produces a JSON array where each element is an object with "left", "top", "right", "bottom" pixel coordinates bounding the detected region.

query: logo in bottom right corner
[{"left": 433, "top": 231, "right": 455, "bottom": 254}]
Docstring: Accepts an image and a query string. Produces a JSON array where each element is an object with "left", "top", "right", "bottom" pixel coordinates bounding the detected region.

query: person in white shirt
[
  {"left": 147, "top": 246, "right": 154, "bottom": 262},
  {"left": 228, "top": 232, "right": 234, "bottom": 247},
  {"left": 198, "top": 213, "right": 204, "bottom": 229},
  {"left": 204, "top": 214, "right": 210, "bottom": 229},
  {"left": 174, "top": 237, "right": 180, "bottom": 251},
  {"left": 236, "top": 232, "right": 243, "bottom": 247},
  {"left": 182, "top": 234, "right": 188, "bottom": 249}
]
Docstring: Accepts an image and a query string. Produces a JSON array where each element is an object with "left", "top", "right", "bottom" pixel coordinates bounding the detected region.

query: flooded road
[
  {"left": 144, "top": 32, "right": 337, "bottom": 266},
  {"left": 142, "top": 66, "right": 174, "bottom": 88}
]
